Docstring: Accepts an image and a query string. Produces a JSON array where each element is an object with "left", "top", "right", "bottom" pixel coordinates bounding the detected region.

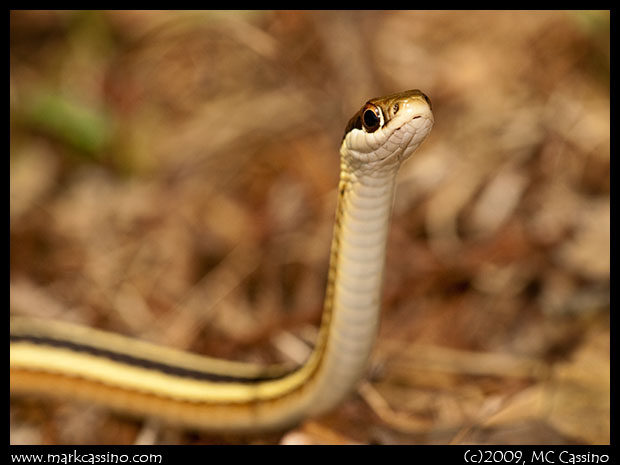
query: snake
[{"left": 10, "top": 89, "right": 434, "bottom": 433}]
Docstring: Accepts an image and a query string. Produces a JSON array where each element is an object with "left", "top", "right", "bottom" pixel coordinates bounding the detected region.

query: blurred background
[{"left": 10, "top": 10, "right": 609, "bottom": 445}]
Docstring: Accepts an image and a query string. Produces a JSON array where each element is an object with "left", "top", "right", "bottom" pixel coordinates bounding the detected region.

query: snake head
[{"left": 341, "top": 89, "right": 434, "bottom": 172}]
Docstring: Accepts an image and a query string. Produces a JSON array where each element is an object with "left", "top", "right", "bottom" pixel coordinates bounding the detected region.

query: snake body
[{"left": 10, "top": 90, "right": 434, "bottom": 432}]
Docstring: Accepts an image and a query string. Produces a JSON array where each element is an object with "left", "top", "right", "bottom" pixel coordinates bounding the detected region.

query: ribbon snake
[{"left": 10, "top": 89, "right": 434, "bottom": 432}]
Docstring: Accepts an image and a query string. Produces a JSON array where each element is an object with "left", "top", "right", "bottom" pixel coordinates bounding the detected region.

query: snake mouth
[
  {"left": 384, "top": 112, "right": 433, "bottom": 165},
  {"left": 394, "top": 115, "right": 422, "bottom": 131}
]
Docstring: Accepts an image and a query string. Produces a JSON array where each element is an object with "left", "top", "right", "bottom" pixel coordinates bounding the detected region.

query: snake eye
[
  {"left": 362, "top": 106, "right": 381, "bottom": 133},
  {"left": 392, "top": 103, "right": 399, "bottom": 114}
]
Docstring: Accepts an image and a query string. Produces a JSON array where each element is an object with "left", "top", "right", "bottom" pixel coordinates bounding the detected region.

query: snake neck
[{"left": 303, "top": 161, "right": 399, "bottom": 415}]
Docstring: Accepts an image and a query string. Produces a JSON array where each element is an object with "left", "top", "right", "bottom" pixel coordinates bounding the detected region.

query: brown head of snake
[{"left": 10, "top": 89, "right": 434, "bottom": 432}]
